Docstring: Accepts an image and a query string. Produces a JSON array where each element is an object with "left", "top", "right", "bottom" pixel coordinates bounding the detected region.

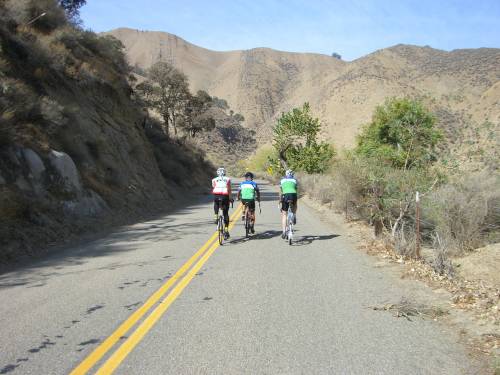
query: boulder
[
  {"left": 48, "top": 150, "right": 82, "bottom": 192},
  {"left": 62, "top": 190, "right": 108, "bottom": 217},
  {"left": 22, "top": 148, "right": 45, "bottom": 181},
  {"left": 15, "top": 176, "right": 31, "bottom": 191}
]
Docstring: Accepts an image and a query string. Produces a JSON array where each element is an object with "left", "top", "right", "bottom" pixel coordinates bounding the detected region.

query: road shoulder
[{"left": 301, "top": 195, "right": 498, "bottom": 374}]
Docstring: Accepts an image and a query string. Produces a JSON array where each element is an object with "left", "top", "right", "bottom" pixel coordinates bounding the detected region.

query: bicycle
[
  {"left": 216, "top": 197, "right": 233, "bottom": 245},
  {"left": 242, "top": 202, "right": 252, "bottom": 238},
  {"left": 285, "top": 199, "right": 295, "bottom": 245}
]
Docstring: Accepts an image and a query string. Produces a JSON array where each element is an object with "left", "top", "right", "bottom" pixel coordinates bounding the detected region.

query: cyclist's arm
[{"left": 255, "top": 185, "right": 261, "bottom": 201}]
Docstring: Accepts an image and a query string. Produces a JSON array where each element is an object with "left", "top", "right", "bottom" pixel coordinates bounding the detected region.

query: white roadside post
[{"left": 415, "top": 191, "right": 421, "bottom": 259}]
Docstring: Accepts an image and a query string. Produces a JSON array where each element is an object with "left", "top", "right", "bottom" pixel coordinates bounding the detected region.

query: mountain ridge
[{"left": 106, "top": 27, "right": 500, "bottom": 149}]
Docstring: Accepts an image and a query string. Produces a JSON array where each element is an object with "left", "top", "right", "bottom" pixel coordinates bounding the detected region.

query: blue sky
[{"left": 80, "top": 0, "right": 500, "bottom": 61}]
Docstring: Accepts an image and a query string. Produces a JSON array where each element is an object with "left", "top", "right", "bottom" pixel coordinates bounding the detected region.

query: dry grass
[
  {"left": 370, "top": 297, "right": 448, "bottom": 321},
  {"left": 424, "top": 172, "right": 500, "bottom": 254}
]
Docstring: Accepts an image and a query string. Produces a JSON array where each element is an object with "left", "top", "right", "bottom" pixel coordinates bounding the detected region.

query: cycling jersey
[
  {"left": 280, "top": 177, "right": 297, "bottom": 194},
  {"left": 212, "top": 176, "right": 231, "bottom": 195},
  {"left": 239, "top": 180, "right": 259, "bottom": 200}
]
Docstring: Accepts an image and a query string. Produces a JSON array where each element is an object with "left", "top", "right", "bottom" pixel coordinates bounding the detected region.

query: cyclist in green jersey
[
  {"left": 237, "top": 172, "right": 261, "bottom": 233},
  {"left": 279, "top": 169, "right": 298, "bottom": 239}
]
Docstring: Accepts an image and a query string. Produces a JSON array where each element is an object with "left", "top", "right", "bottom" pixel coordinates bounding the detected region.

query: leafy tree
[
  {"left": 353, "top": 97, "right": 443, "bottom": 238},
  {"left": 136, "top": 62, "right": 190, "bottom": 138},
  {"left": 331, "top": 52, "right": 342, "bottom": 59},
  {"left": 58, "top": 0, "right": 86, "bottom": 20},
  {"left": 355, "top": 97, "right": 441, "bottom": 170},
  {"left": 271, "top": 103, "right": 334, "bottom": 174},
  {"left": 181, "top": 90, "right": 216, "bottom": 137}
]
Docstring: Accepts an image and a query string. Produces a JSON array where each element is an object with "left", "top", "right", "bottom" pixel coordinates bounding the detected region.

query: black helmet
[{"left": 244, "top": 171, "right": 254, "bottom": 179}]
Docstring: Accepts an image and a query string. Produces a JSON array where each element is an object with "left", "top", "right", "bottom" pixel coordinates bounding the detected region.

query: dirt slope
[{"left": 0, "top": 5, "right": 212, "bottom": 261}]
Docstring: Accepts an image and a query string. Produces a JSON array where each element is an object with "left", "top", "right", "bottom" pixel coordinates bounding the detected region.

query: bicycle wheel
[
  {"left": 287, "top": 209, "right": 294, "bottom": 245},
  {"left": 245, "top": 206, "right": 251, "bottom": 238},
  {"left": 218, "top": 215, "right": 224, "bottom": 245}
]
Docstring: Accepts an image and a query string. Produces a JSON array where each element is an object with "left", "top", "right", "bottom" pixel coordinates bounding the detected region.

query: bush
[
  {"left": 0, "top": 78, "right": 41, "bottom": 123},
  {"left": 356, "top": 97, "right": 441, "bottom": 170},
  {"left": 55, "top": 29, "right": 130, "bottom": 77},
  {"left": 5, "top": 0, "right": 67, "bottom": 32},
  {"left": 271, "top": 103, "right": 334, "bottom": 174},
  {"left": 246, "top": 144, "right": 276, "bottom": 174},
  {"left": 0, "top": 116, "right": 13, "bottom": 147},
  {"left": 423, "top": 172, "right": 500, "bottom": 253}
]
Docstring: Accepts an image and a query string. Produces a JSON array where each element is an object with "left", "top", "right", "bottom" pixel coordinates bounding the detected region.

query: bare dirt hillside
[
  {"left": 107, "top": 28, "right": 500, "bottom": 151},
  {"left": 0, "top": 6, "right": 212, "bottom": 262}
]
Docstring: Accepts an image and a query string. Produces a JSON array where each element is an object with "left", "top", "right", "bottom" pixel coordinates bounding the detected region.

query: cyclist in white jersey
[{"left": 212, "top": 167, "right": 232, "bottom": 239}]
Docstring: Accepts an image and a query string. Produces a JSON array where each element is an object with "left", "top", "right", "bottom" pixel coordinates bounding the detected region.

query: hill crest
[{"left": 107, "top": 28, "right": 500, "bottom": 149}]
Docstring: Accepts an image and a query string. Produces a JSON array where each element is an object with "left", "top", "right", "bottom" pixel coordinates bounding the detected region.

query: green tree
[
  {"left": 353, "top": 97, "right": 443, "bottom": 238},
  {"left": 181, "top": 90, "right": 216, "bottom": 137},
  {"left": 271, "top": 103, "right": 334, "bottom": 174},
  {"left": 58, "top": 0, "right": 86, "bottom": 20},
  {"left": 135, "top": 62, "right": 190, "bottom": 138},
  {"left": 355, "top": 97, "right": 441, "bottom": 170}
]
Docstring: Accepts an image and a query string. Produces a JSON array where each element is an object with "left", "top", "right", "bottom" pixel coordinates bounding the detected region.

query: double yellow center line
[{"left": 71, "top": 204, "right": 243, "bottom": 374}]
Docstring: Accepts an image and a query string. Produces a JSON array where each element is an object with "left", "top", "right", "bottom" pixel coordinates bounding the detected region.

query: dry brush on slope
[{"left": 0, "top": 1, "right": 212, "bottom": 262}]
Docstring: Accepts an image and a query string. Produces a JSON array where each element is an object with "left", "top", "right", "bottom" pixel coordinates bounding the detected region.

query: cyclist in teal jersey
[
  {"left": 237, "top": 172, "right": 260, "bottom": 233},
  {"left": 279, "top": 169, "right": 298, "bottom": 239}
]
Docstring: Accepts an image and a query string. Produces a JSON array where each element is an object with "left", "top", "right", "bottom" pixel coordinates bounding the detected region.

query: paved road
[{"left": 0, "top": 181, "right": 476, "bottom": 374}]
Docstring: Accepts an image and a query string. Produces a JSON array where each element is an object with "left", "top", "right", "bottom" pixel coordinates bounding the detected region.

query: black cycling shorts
[
  {"left": 281, "top": 193, "right": 297, "bottom": 211},
  {"left": 241, "top": 199, "right": 256, "bottom": 211}
]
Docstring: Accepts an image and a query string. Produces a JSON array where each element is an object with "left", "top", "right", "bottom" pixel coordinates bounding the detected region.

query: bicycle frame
[
  {"left": 286, "top": 200, "right": 295, "bottom": 245},
  {"left": 217, "top": 207, "right": 225, "bottom": 245},
  {"left": 215, "top": 197, "right": 227, "bottom": 245}
]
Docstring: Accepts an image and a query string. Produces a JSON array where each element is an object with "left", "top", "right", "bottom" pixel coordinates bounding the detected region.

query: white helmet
[
  {"left": 285, "top": 169, "right": 294, "bottom": 178},
  {"left": 217, "top": 167, "right": 226, "bottom": 177}
]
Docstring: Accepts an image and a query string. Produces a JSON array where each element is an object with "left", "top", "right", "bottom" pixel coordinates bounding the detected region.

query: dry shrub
[
  {"left": 0, "top": 78, "right": 40, "bottom": 122},
  {"left": 329, "top": 158, "right": 367, "bottom": 215},
  {"left": 0, "top": 187, "right": 29, "bottom": 220},
  {"left": 299, "top": 173, "right": 335, "bottom": 203},
  {"left": 394, "top": 228, "right": 417, "bottom": 258},
  {"left": 0, "top": 116, "right": 13, "bottom": 147},
  {"left": 424, "top": 172, "right": 500, "bottom": 254},
  {"left": 5, "top": 0, "right": 67, "bottom": 32},
  {"left": 430, "top": 233, "right": 454, "bottom": 277},
  {"left": 300, "top": 157, "right": 367, "bottom": 219}
]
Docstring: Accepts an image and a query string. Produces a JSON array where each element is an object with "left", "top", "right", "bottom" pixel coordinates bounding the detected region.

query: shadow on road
[
  {"left": 292, "top": 234, "right": 340, "bottom": 246},
  {"left": 0, "top": 198, "right": 217, "bottom": 288},
  {"left": 228, "top": 230, "right": 282, "bottom": 244}
]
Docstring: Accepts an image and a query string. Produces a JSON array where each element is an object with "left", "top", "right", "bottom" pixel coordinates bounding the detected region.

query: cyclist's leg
[
  {"left": 281, "top": 197, "right": 288, "bottom": 236},
  {"left": 291, "top": 194, "right": 298, "bottom": 224},
  {"left": 241, "top": 200, "right": 249, "bottom": 222},
  {"left": 291, "top": 194, "right": 298, "bottom": 214},
  {"left": 248, "top": 201, "right": 256, "bottom": 233},
  {"left": 222, "top": 196, "right": 230, "bottom": 226},
  {"left": 249, "top": 200, "right": 256, "bottom": 224},
  {"left": 221, "top": 196, "right": 230, "bottom": 238},
  {"left": 213, "top": 196, "right": 220, "bottom": 222}
]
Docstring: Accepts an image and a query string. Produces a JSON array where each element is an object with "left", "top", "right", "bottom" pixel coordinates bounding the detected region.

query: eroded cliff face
[{"left": 0, "top": 1, "right": 211, "bottom": 261}]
